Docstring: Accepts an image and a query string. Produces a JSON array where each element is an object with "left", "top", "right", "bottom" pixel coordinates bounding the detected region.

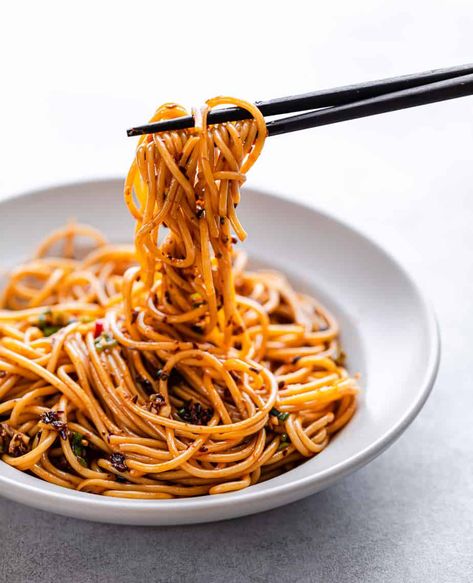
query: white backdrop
[{"left": 1, "top": 2, "right": 471, "bottom": 210}]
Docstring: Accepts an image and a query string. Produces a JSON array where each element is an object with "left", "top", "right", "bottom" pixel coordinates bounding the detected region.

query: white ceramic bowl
[{"left": 0, "top": 179, "right": 440, "bottom": 525}]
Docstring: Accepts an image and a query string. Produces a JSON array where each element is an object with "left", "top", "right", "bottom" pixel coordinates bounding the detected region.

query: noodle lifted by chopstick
[{"left": 0, "top": 97, "right": 358, "bottom": 497}]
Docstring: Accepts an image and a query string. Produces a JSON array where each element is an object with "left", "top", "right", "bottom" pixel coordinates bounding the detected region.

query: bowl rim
[{"left": 0, "top": 178, "right": 441, "bottom": 517}]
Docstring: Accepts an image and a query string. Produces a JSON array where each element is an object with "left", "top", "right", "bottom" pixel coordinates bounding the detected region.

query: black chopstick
[
  {"left": 127, "top": 63, "right": 473, "bottom": 137},
  {"left": 265, "top": 72, "right": 473, "bottom": 136}
]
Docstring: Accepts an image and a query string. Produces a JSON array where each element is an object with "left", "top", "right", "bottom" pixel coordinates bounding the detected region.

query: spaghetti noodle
[{"left": 0, "top": 97, "right": 358, "bottom": 498}]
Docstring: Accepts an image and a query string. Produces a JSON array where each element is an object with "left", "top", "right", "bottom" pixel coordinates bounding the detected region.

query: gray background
[{"left": 2, "top": 1, "right": 473, "bottom": 581}]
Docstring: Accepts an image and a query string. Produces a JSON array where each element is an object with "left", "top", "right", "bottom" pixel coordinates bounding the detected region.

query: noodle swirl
[{"left": 0, "top": 97, "right": 358, "bottom": 497}]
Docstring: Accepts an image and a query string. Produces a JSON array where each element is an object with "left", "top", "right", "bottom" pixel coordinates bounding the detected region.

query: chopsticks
[
  {"left": 267, "top": 72, "right": 473, "bottom": 136},
  {"left": 126, "top": 64, "right": 473, "bottom": 137}
]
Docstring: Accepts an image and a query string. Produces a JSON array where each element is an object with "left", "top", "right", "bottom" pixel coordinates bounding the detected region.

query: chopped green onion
[
  {"left": 94, "top": 333, "right": 118, "bottom": 352},
  {"left": 42, "top": 325, "right": 63, "bottom": 337},
  {"left": 70, "top": 432, "right": 88, "bottom": 467},
  {"left": 37, "top": 308, "right": 68, "bottom": 337},
  {"left": 38, "top": 309, "right": 52, "bottom": 328},
  {"left": 190, "top": 293, "right": 204, "bottom": 308},
  {"left": 270, "top": 408, "right": 289, "bottom": 422},
  {"left": 278, "top": 433, "right": 290, "bottom": 450}
]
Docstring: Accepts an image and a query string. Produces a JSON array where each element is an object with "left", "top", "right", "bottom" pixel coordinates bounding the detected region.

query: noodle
[{"left": 0, "top": 97, "right": 358, "bottom": 498}]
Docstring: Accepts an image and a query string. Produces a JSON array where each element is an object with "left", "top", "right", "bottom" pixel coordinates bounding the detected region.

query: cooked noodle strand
[{"left": 0, "top": 97, "right": 358, "bottom": 497}]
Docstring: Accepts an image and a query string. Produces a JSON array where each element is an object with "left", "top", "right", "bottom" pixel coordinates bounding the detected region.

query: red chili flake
[
  {"left": 148, "top": 393, "right": 166, "bottom": 414},
  {"left": 177, "top": 401, "right": 213, "bottom": 426},
  {"left": 8, "top": 433, "right": 29, "bottom": 457},
  {"left": 278, "top": 381, "right": 286, "bottom": 389},
  {"left": 0, "top": 424, "right": 14, "bottom": 454},
  {"left": 40, "top": 410, "right": 69, "bottom": 440},
  {"left": 94, "top": 320, "right": 104, "bottom": 338},
  {"left": 110, "top": 452, "right": 128, "bottom": 473}
]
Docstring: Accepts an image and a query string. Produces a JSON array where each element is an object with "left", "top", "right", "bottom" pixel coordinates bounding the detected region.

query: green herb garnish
[
  {"left": 42, "top": 325, "right": 63, "bottom": 337},
  {"left": 70, "top": 432, "right": 88, "bottom": 467},
  {"left": 278, "top": 433, "right": 290, "bottom": 450},
  {"left": 190, "top": 293, "right": 204, "bottom": 309},
  {"left": 37, "top": 308, "right": 68, "bottom": 337},
  {"left": 270, "top": 408, "right": 289, "bottom": 422},
  {"left": 37, "top": 308, "right": 52, "bottom": 327},
  {"left": 94, "top": 333, "right": 118, "bottom": 352}
]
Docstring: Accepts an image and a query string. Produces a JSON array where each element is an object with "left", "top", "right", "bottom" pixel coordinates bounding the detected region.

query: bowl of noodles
[{"left": 0, "top": 99, "right": 439, "bottom": 524}]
